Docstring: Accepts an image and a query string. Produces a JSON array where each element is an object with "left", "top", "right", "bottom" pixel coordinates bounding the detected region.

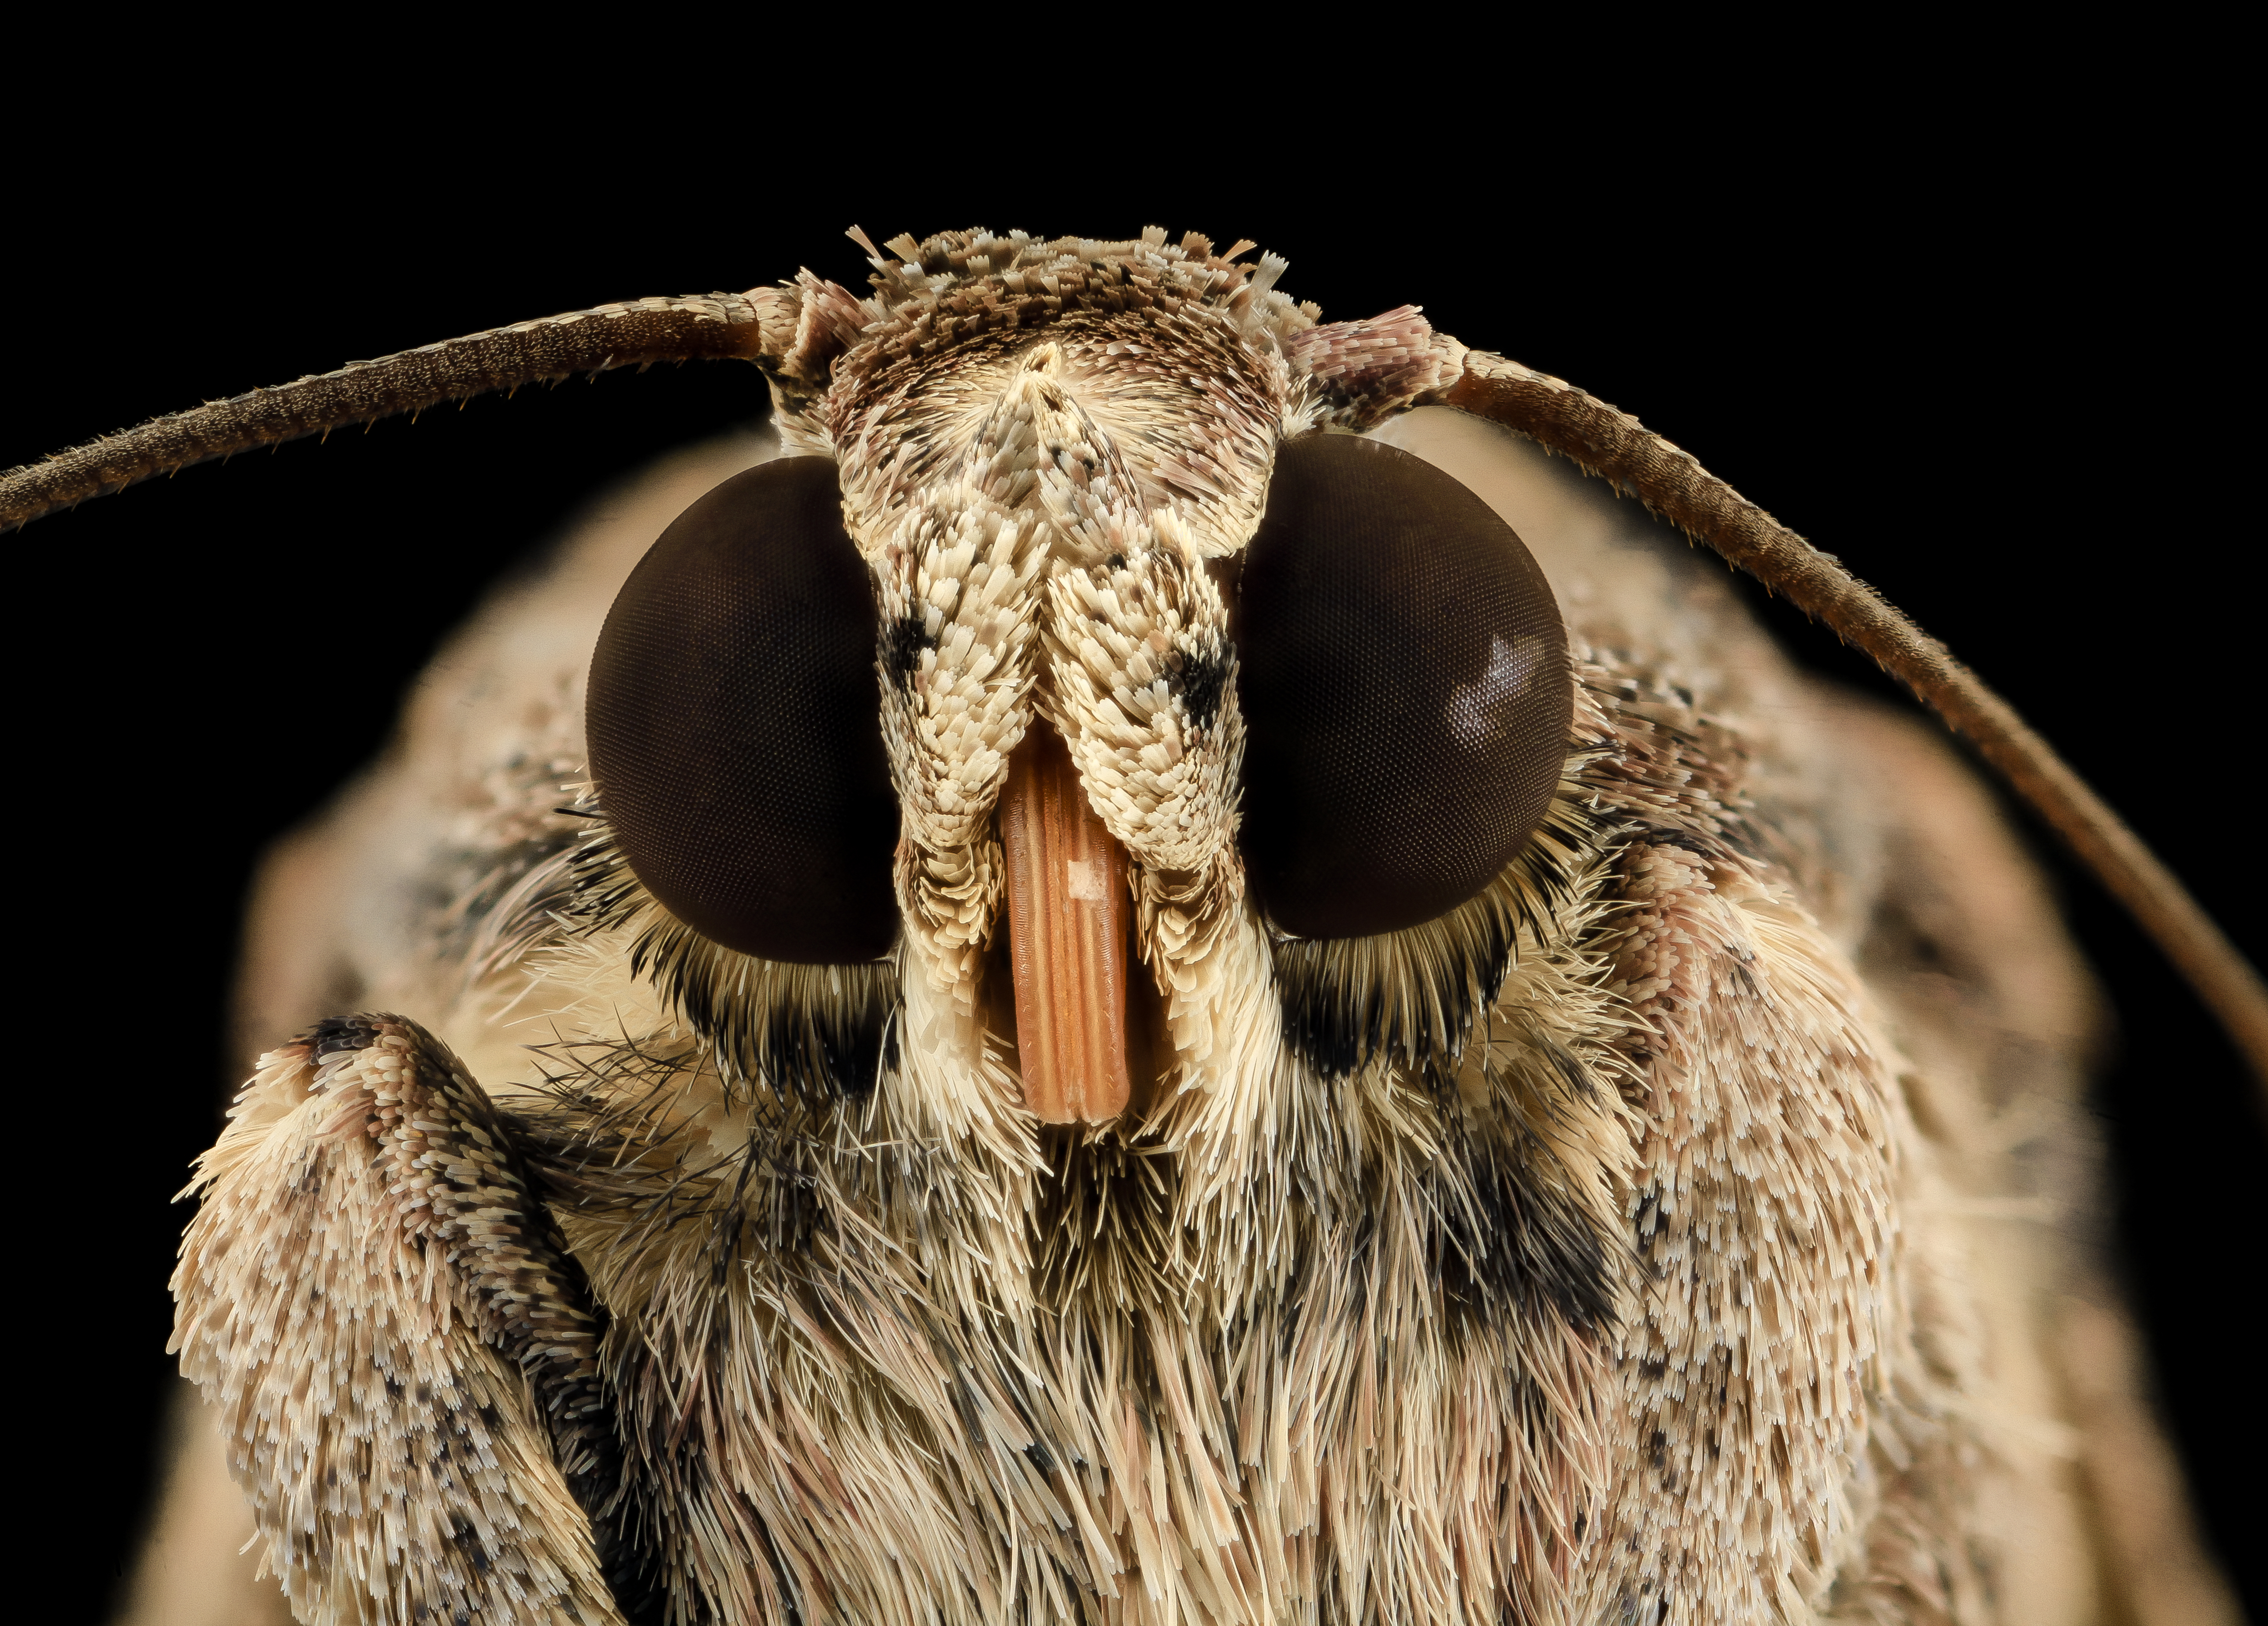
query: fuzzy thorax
[{"left": 174, "top": 227, "right": 1926, "bottom": 1626}]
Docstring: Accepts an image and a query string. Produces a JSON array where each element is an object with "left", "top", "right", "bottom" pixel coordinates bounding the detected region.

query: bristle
[
  {"left": 168, "top": 235, "right": 1968, "bottom": 1623},
  {"left": 1267, "top": 771, "right": 1606, "bottom": 1086},
  {"left": 548, "top": 813, "right": 903, "bottom": 1104}
]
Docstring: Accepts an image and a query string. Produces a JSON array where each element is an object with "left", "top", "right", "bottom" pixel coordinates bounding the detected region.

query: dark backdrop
[{"left": 11, "top": 42, "right": 2255, "bottom": 1622}]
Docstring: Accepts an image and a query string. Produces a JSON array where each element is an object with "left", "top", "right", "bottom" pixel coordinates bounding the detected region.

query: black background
[{"left": 10, "top": 29, "right": 2256, "bottom": 1621}]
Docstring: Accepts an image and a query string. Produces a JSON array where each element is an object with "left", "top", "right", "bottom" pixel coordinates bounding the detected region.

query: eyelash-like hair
[
  {"left": 536, "top": 799, "right": 901, "bottom": 1104},
  {"left": 516, "top": 1030, "right": 844, "bottom": 1279},
  {"left": 1268, "top": 751, "right": 1608, "bottom": 1086}
]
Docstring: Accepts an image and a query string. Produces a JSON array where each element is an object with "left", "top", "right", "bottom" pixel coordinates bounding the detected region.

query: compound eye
[
  {"left": 587, "top": 457, "right": 899, "bottom": 963},
  {"left": 1234, "top": 435, "right": 1571, "bottom": 939}
]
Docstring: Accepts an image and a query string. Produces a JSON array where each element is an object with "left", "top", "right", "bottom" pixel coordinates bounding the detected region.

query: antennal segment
[
  {"left": 1443, "top": 350, "right": 2268, "bottom": 1097},
  {"left": 0, "top": 290, "right": 789, "bottom": 531}
]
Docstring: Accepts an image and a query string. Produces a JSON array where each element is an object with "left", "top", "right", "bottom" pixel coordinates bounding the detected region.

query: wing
[
  {"left": 129, "top": 434, "right": 768, "bottom": 1626},
  {"left": 1377, "top": 404, "right": 2243, "bottom": 1624},
  {"left": 171, "top": 1013, "right": 646, "bottom": 1626}
]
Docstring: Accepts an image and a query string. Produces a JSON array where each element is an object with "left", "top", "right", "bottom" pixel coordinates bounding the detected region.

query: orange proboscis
[{"left": 999, "top": 723, "right": 1134, "bottom": 1124}]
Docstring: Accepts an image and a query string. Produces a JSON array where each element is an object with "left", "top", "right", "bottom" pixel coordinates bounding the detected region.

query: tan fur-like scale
[{"left": 133, "top": 231, "right": 2235, "bottom": 1625}]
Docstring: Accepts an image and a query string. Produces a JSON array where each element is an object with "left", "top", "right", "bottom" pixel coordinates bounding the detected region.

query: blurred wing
[{"left": 171, "top": 1014, "right": 640, "bottom": 1626}]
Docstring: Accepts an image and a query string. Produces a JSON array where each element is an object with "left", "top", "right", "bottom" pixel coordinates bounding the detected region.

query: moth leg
[{"left": 172, "top": 1014, "right": 645, "bottom": 1626}]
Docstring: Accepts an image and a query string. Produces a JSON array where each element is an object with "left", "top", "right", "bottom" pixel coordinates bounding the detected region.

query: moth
[{"left": 8, "top": 228, "right": 2253, "bottom": 1625}]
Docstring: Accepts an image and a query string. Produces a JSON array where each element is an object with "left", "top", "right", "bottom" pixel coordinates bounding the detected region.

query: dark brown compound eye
[
  {"left": 1234, "top": 435, "right": 1571, "bottom": 939},
  {"left": 587, "top": 457, "right": 900, "bottom": 963}
]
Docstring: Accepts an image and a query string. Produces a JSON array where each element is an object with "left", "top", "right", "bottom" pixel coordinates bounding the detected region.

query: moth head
[{"left": 577, "top": 229, "right": 1578, "bottom": 1127}]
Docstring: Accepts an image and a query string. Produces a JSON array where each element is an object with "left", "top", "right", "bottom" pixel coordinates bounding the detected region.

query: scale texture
[{"left": 123, "top": 231, "right": 2232, "bottom": 1626}]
